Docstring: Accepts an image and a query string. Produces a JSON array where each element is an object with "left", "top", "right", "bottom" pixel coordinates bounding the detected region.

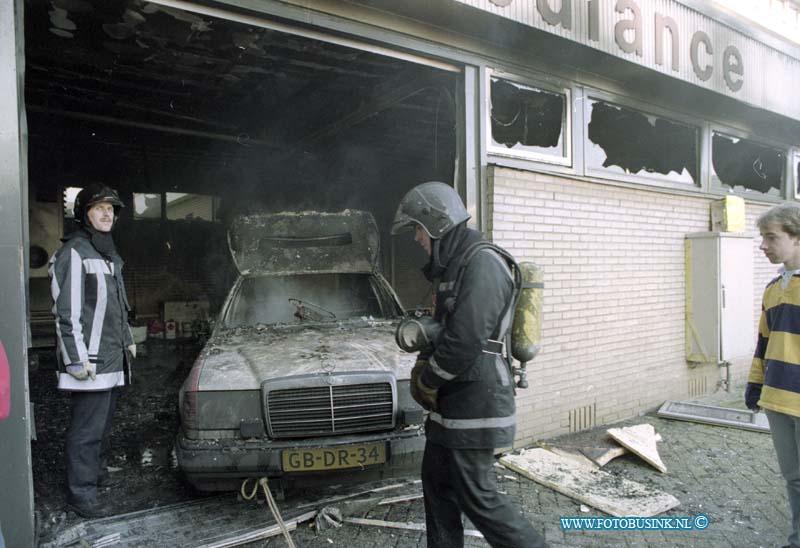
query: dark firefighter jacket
[
  {"left": 420, "top": 224, "right": 516, "bottom": 449},
  {"left": 49, "top": 229, "right": 133, "bottom": 391}
]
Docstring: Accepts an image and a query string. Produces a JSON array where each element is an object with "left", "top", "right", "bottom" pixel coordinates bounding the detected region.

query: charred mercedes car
[{"left": 175, "top": 210, "right": 425, "bottom": 492}]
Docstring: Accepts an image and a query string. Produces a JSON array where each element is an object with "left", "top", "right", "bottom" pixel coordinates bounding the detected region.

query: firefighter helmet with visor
[{"left": 391, "top": 181, "right": 470, "bottom": 239}]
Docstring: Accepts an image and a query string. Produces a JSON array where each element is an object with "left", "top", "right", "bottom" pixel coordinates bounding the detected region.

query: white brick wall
[{"left": 487, "top": 166, "right": 775, "bottom": 446}]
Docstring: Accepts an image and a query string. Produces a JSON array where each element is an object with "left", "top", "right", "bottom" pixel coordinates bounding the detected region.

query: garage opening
[{"left": 25, "top": 0, "right": 458, "bottom": 531}]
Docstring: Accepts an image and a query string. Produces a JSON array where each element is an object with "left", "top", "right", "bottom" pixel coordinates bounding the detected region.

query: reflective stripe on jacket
[{"left": 49, "top": 231, "right": 133, "bottom": 391}]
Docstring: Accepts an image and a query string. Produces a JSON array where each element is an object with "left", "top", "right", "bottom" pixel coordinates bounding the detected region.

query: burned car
[{"left": 175, "top": 210, "right": 425, "bottom": 492}]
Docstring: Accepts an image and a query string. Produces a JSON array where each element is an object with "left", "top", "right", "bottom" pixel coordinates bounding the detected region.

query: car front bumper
[{"left": 175, "top": 427, "right": 426, "bottom": 491}]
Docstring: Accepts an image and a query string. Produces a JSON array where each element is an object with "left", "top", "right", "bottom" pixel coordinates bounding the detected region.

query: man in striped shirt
[
  {"left": 50, "top": 184, "right": 135, "bottom": 519},
  {"left": 747, "top": 203, "right": 800, "bottom": 548}
]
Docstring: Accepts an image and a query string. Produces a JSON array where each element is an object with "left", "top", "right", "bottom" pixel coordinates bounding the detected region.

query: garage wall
[
  {"left": 115, "top": 219, "right": 233, "bottom": 318},
  {"left": 486, "top": 166, "right": 775, "bottom": 445}
]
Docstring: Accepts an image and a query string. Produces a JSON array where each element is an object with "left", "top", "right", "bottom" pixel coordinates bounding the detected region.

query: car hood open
[
  {"left": 228, "top": 210, "right": 380, "bottom": 276},
  {"left": 197, "top": 321, "right": 416, "bottom": 390}
]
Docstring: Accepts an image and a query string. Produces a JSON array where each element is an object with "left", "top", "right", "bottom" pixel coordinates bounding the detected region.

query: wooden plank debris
[
  {"left": 500, "top": 448, "right": 680, "bottom": 517},
  {"left": 344, "top": 518, "right": 484, "bottom": 538},
  {"left": 296, "top": 479, "right": 420, "bottom": 510},
  {"left": 91, "top": 533, "right": 121, "bottom": 547},
  {"left": 378, "top": 493, "right": 424, "bottom": 505},
  {"left": 606, "top": 423, "right": 667, "bottom": 473}
]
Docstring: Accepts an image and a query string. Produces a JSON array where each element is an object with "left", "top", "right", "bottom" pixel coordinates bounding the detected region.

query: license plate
[{"left": 282, "top": 442, "right": 386, "bottom": 472}]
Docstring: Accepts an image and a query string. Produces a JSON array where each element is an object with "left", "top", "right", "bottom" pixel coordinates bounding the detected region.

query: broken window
[
  {"left": 165, "top": 193, "right": 218, "bottom": 222},
  {"left": 133, "top": 193, "right": 161, "bottom": 220},
  {"left": 489, "top": 76, "right": 568, "bottom": 161},
  {"left": 62, "top": 187, "right": 82, "bottom": 219},
  {"left": 793, "top": 153, "right": 800, "bottom": 199},
  {"left": 587, "top": 100, "right": 698, "bottom": 184},
  {"left": 712, "top": 132, "right": 784, "bottom": 196}
]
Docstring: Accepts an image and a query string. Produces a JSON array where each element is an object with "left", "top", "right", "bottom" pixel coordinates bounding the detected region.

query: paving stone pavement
[
  {"left": 276, "top": 382, "right": 790, "bottom": 548},
  {"left": 41, "top": 380, "right": 786, "bottom": 547}
]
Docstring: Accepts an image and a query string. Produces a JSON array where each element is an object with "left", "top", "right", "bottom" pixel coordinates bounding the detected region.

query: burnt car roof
[{"left": 227, "top": 210, "right": 380, "bottom": 276}]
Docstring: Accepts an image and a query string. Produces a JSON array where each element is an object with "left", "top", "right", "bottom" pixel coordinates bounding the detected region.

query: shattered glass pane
[
  {"left": 587, "top": 101, "right": 698, "bottom": 184},
  {"left": 489, "top": 77, "right": 566, "bottom": 159},
  {"left": 133, "top": 193, "right": 161, "bottom": 219},
  {"left": 712, "top": 132, "right": 784, "bottom": 196}
]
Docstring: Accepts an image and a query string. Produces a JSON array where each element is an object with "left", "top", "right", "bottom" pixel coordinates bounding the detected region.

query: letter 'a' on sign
[
  {"left": 0, "top": 341, "right": 10, "bottom": 421},
  {"left": 537, "top": 0, "right": 571, "bottom": 30},
  {"left": 614, "top": 0, "right": 643, "bottom": 56}
]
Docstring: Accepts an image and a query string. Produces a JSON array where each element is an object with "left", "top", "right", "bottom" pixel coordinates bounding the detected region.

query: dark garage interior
[{"left": 25, "top": 0, "right": 458, "bottom": 538}]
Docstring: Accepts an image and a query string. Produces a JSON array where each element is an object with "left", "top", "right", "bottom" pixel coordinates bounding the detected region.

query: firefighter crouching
[{"left": 391, "top": 181, "right": 548, "bottom": 548}]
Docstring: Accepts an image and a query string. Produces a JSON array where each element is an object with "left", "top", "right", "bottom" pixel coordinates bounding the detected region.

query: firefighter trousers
[
  {"left": 65, "top": 388, "right": 118, "bottom": 505},
  {"left": 421, "top": 441, "right": 549, "bottom": 548}
]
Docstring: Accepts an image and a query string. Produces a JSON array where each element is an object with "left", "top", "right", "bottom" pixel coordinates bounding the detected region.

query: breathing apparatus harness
[
  {"left": 397, "top": 241, "right": 542, "bottom": 390},
  {"left": 441, "top": 241, "right": 526, "bottom": 389}
]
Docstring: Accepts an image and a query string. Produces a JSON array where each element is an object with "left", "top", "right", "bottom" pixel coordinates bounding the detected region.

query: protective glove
[
  {"left": 128, "top": 344, "right": 137, "bottom": 359},
  {"left": 66, "top": 361, "right": 96, "bottom": 381},
  {"left": 745, "top": 382, "right": 762, "bottom": 411},
  {"left": 410, "top": 358, "right": 438, "bottom": 411}
]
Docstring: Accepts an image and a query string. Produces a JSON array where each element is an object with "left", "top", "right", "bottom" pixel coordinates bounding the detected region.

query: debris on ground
[
  {"left": 198, "top": 510, "right": 316, "bottom": 548},
  {"left": 657, "top": 400, "right": 770, "bottom": 432},
  {"left": 377, "top": 492, "right": 424, "bottom": 505},
  {"left": 580, "top": 439, "right": 629, "bottom": 467},
  {"left": 314, "top": 506, "right": 343, "bottom": 530},
  {"left": 499, "top": 447, "right": 680, "bottom": 517},
  {"left": 343, "top": 517, "right": 484, "bottom": 538},
  {"left": 295, "top": 479, "right": 421, "bottom": 511},
  {"left": 606, "top": 423, "right": 667, "bottom": 473},
  {"left": 548, "top": 446, "right": 600, "bottom": 470}
]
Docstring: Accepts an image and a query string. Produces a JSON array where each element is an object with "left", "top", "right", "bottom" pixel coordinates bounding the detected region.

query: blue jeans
[{"left": 766, "top": 409, "right": 800, "bottom": 548}]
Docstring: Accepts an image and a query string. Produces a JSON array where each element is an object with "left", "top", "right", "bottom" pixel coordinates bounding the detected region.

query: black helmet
[
  {"left": 391, "top": 181, "right": 470, "bottom": 239},
  {"left": 73, "top": 184, "right": 124, "bottom": 225}
]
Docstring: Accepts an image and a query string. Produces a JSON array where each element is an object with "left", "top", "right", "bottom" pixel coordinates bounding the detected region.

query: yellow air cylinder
[{"left": 511, "top": 262, "right": 543, "bottom": 363}]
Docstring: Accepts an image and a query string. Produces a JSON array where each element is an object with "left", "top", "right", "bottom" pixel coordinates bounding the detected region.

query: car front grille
[{"left": 265, "top": 377, "right": 395, "bottom": 438}]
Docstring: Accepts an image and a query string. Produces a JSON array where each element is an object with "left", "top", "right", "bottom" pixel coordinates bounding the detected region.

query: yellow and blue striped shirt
[{"left": 749, "top": 273, "right": 800, "bottom": 417}]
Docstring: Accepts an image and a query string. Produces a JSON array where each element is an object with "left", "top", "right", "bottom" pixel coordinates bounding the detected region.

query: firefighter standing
[
  {"left": 49, "top": 184, "right": 135, "bottom": 519},
  {"left": 391, "top": 181, "right": 548, "bottom": 548}
]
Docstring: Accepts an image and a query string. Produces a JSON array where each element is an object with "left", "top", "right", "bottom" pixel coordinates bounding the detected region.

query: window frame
[
  {"left": 709, "top": 123, "right": 789, "bottom": 201},
  {"left": 127, "top": 191, "right": 222, "bottom": 223},
  {"left": 485, "top": 68, "right": 572, "bottom": 167},
  {"left": 582, "top": 88, "right": 703, "bottom": 191},
  {"left": 165, "top": 192, "right": 221, "bottom": 222},
  {"left": 792, "top": 150, "right": 800, "bottom": 201}
]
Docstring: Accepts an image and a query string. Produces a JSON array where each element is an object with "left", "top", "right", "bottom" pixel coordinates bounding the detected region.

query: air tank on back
[{"left": 510, "top": 262, "right": 543, "bottom": 365}]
